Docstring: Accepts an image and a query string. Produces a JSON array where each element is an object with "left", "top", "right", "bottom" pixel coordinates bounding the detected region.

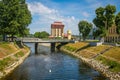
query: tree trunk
[
  {"left": 11, "top": 34, "right": 14, "bottom": 42},
  {"left": 83, "top": 37, "right": 86, "bottom": 41},
  {"left": 79, "top": 33, "right": 81, "bottom": 41},
  {"left": 2, "top": 34, "right": 7, "bottom": 41}
]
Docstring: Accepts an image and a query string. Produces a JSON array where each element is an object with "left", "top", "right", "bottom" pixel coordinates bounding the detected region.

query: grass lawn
[
  {"left": 96, "top": 56, "right": 120, "bottom": 72},
  {"left": 63, "top": 42, "right": 89, "bottom": 52},
  {"left": 0, "top": 42, "right": 29, "bottom": 72},
  {"left": 103, "top": 47, "right": 120, "bottom": 62},
  {"left": 14, "top": 51, "right": 24, "bottom": 58},
  {"left": 0, "top": 57, "right": 13, "bottom": 71},
  {"left": 78, "top": 50, "right": 96, "bottom": 58},
  {"left": 76, "top": 45, "right": 111, "bottom": 58},
  {"left": 84, "top": 45, "right": 111, "bottom": 54},
  {"left": 0, "top": 42, "right": 18, "bottom": 57}
]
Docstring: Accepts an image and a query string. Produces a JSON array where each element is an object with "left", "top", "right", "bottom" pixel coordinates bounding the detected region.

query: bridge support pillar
[
  {"left": 35, "top": 43, "right": 38, "bottom": 54},
  {"left": 51, "top": 42, "right": 56, "bottom": 52}
]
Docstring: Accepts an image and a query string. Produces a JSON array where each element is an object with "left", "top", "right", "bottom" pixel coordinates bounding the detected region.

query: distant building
[
  {"left": 67, "top": 30, "right": 72, "bottom": 40},
  {"left": 51, "top": 22, "right": 64, "bottom": 37},
  {"left": 105, "top": 25, "right": 120, "bottom": 42}
]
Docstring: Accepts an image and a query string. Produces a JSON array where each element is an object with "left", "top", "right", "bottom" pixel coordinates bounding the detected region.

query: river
[{"left": 4, "top": 43, "right": 107, "bottom": 80}]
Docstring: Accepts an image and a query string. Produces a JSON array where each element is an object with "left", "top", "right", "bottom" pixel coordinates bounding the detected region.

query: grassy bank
[
  {"left": 96, "top": 56, "right": 120, "bottom": 72},
  {"left": 0, "top": 42, "right": 30, "bottom": 78},
  {"left": 0, "top": 42, "right": 19, "bottom": 58},
  {"left": 62, "top": 42, "right": 120, "bottom": 72},
  {"left": 63, "top": 42, "right": 89, "bottom": 52}
]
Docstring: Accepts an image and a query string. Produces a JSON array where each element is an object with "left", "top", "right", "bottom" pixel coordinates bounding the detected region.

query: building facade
[
  {"left": 67, "top": 30, "right": 72, "bottom": 40},
  {"left": 51, "top": 22, "right": 64, "bottom": 37},
  {"left": 105, "top": 25, "right": 120, "bottom": 42}
]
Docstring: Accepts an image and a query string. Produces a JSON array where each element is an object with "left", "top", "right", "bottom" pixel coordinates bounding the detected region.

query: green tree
[
  {"left": 17, "top": 28, "right": 30, "bottom": 37},
  {"left": 93, "top": 4, "right": 116, "bottom": 42},
  {"left": 115, "top": 12, "right": 120, "bottom": 34},
  {"left": 39, "top": 31, "right": 49, "bottom": 38},
  {"left": 34, "top": 31, "right": 49, "bottom": 38},
  {"left": 0, "top": 0, "right": 32, "bottom": 41},
  {"left": 78, "top": 20, "right": 93, "bottom": 41},
  {"left": 34, "top": 32, "right": 41, "bottom": 38}
]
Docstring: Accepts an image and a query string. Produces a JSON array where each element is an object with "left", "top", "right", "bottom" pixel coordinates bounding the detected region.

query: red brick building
[{"left": 51, "top": 22, "right": 64, "bottom": 37}]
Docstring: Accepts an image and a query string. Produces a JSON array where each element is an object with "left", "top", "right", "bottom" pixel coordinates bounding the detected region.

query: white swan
[{"left": 49, "top": 69, "right": 51, "bottom": 72}]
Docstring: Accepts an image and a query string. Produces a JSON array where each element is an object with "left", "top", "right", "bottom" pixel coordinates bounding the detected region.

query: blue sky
[{"left": 26, "top": 0, "right": 120, "bottom": 35}]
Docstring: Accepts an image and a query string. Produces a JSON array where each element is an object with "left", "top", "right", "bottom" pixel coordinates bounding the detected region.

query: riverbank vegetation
[
  {"left": 62, "top": 42, "right": 120, "bottom": 73},
  {"left": 0, "top": 42, "right": 29, "bottom": 77}
]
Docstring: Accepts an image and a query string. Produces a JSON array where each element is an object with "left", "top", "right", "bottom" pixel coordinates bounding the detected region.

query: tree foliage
[
  {"left": 93, "top": 4, "right": 116, "bottom": 38},
  {"left": 78, "top": 20, "right": 92, "bottom": 41},
  {"left": 115, "top": 12, "right": 120, "bottom": 34},
  {"left": 0, "top": 0, "right": 32, "bottom": 41},
  {"left": 34, "top": 31, "right": 49, "bottom": 38}
]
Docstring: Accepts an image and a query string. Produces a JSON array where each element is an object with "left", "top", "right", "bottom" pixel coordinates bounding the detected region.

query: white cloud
[
  {"left": 28, "top": 2, "right": 58, "bottom": 15},
  {"left": 27, "top": 2, "right": 79, "bottom": 35}
]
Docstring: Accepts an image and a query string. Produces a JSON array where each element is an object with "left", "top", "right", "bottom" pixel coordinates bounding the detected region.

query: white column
[
  {"left": 59, "top": 29, "right": 61, "bottom": 37},
  {"left": 56, "top": 28, "right": 57, "bottom": 37}
]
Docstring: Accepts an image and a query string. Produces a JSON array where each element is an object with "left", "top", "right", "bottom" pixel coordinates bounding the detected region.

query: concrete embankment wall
[{"left": 61, "top": 48, "right": 120, "bottom": 80}]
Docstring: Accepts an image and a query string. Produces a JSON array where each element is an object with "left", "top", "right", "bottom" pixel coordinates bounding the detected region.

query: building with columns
[
  {"left": 51, "top": 22, "right": 64, "bottom": 37},
  {"left": 105, "top": 25, "right": 120, "bottom": 42}
]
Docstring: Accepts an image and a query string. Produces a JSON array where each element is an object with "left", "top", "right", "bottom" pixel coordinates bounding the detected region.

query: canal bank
[
  {"left": 0, "top": 42, "right": 30, "bottom": 79},
  {"left": 61, "top": 45, "right": 120, "bottom": 80},
  {"left": 3, "top": 43, "right": 107, "bottom": 80}
]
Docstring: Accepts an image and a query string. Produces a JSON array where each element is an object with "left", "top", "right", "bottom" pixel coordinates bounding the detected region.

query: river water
[{"left": 4, "top": 43, "right": 107, "bottom": 80}]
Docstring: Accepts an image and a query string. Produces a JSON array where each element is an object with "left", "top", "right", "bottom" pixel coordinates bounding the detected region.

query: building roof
[{"left": 51, "top": 22, "right": 64, "bottom": 28}]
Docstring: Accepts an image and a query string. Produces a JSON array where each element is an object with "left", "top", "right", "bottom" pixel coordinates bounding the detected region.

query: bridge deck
[{"left": 21, "top": 38, "right": 75, "bottom": 43}]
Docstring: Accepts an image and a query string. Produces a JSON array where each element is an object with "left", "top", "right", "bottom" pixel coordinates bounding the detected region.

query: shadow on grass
[
  {"left": 56, "top": 42, "right": 68, "bottom": 50},
  {"left": 75, "top": 44, "right": 90, "bottom": 53},
  {"left": 15, "top": 41, "right": 24, "bottom": 48}
]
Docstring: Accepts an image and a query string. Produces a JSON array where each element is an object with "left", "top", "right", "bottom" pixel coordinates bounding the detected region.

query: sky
[{"left": 26, "top": 0, "right": 120, "bottom": 35}]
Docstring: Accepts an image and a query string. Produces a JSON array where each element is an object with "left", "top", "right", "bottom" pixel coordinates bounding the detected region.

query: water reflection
[{"left": 4, "top": 43, "right": 107, "bottom": 80}]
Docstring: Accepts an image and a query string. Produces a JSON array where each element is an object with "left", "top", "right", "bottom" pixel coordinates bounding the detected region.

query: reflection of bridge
[{"left": 21, "top": 38, "right": 75, "bottom": 52}]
